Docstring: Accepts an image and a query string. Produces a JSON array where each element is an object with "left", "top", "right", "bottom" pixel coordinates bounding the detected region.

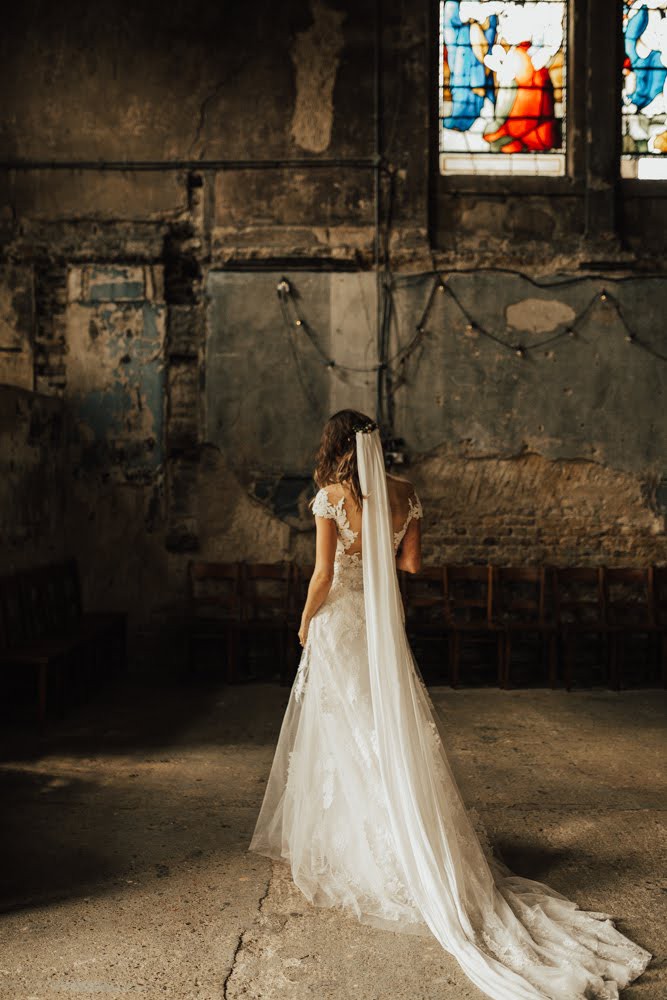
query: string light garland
[
  {"left": 276, "top": 270, "right": 667, "bottom": 388},
  {"left": 276, "top": 276, "right": 424, "bottom": 376}
]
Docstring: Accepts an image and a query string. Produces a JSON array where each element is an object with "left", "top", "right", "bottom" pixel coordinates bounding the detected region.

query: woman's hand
[{"left": 298, "top": 616, "right": 310, "bottom": 648}]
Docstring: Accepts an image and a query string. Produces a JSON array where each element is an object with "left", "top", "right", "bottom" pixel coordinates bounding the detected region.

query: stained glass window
[
  {"left": 438, "top": 1, "right": 567, "bottom": 176},
  {"left": 622, "top": 1, "right": 667, "bottom": 179}
]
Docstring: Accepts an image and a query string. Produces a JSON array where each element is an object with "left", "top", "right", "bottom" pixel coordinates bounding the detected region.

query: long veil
[{"left": 356, "top": 427, "right": 650, "bottom": 1000}]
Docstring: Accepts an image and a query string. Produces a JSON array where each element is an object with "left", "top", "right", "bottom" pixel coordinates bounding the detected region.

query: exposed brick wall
[{"left": 412, "top": 451, "right": 666, "bottom": 568}]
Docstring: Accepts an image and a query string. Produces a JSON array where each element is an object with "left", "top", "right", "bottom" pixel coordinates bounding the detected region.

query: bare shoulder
[{"left": 386, "top": 472, "right": 415, "bottom": 497}]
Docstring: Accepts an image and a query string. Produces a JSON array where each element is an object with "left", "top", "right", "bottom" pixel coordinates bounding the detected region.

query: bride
[{"left": 249, "top": 409, "right": 651, "bottom": 999}]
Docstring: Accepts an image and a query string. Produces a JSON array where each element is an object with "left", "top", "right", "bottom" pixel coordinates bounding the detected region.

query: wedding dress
[{"left": 249, "top": 429, "right": 651, "bottom": 1000}]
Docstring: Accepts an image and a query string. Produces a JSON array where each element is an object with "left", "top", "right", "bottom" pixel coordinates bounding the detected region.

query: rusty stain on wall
[
  {"left": 290, "top": 0, "right": 346, "bottom": 153},
  {"left": 66, "top": 265, "right": 165, "bottom": 480}
]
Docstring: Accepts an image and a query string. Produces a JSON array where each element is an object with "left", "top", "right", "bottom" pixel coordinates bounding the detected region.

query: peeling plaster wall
[
  {"left": 206, "top": 270, "right": 667, "bottom": 479},
  {"left": 0, "top": 266, "right": 34, "bottom": 391},
  {"left": 290, "top": 0, "right": 346, "bottom": 153},
  {"left": 65, "top": 265, "right": 166, "bottom": 479}
]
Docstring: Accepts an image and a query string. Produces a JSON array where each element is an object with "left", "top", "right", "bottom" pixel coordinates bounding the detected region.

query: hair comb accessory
[
  {"left": 356, "top": 420, "right": 378, "bottom": 435},
  {"left": 345, "top": 419, "right": 378, "bottom": 446}
]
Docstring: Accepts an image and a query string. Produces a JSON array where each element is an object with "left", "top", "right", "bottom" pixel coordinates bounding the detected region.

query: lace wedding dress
[{"left": 249, "top": 431, "right": 651, "bottom": 1000}]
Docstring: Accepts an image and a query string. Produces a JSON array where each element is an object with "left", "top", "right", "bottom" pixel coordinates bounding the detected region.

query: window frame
[
  {"left": 620, "top": 0, "right": 667, "bottom": 193},
  {"left": 428, "top": 0, "right": 648, "bottom": 246}
]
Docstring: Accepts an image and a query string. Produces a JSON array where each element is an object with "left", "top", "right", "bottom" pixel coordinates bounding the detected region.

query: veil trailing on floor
[{"left": 356, "top": 426, "right": 650, "bottom": 1000}]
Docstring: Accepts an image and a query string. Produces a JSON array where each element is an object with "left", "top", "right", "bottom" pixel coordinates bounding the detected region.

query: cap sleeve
[{"left": 312, "top": 486, "right": 336, "bottom": 519}]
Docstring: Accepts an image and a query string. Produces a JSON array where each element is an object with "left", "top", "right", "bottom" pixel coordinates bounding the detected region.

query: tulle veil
[{"left": 355, "top": 426, "right": 650, "bottom": 1000}]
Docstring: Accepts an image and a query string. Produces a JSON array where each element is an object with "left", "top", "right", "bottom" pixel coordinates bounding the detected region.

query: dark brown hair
[{"left": 312, "top": 409, "right": 377, "bottom": 510}]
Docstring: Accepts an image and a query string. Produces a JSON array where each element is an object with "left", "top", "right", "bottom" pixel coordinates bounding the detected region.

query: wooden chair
[
  {"left": 0, "top": 574, "right": 66, "bottom": 723},
  {"left": 0, "top": 561, "right": 127, "bottom": 724},
  {"left": 603, "top": 567, "right": 659, "bottom": 689},
  {"left": 186, "top": 561, "right": 242, "bottom": 682},
  {"left": 494, "top": 566, "right": 556, "bottom": 689},
  {"left": 399, "top": 567, "right": 449, "bottom": 683},
  {"left": 241, "top": 562, "right": 292, "bottom": 683},
  {"left": 443, "top": 565, "right": 502, "bottom": 687},
  {"left": 652, "top": 565, "right": 667, "bottom": 688},
  {"left": 552, "top": 566, "right": 609, "bottom": 690}
]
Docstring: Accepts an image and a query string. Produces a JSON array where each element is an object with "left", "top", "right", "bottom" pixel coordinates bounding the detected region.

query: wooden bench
[{"left": 0, "top": 560, "right": 126, "bottom": 724}]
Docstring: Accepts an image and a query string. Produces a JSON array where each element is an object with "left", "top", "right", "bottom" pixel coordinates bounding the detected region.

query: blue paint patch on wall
[
  {"left": 88, "top": 281, "right": 145, "bottom": 303},
  {"left": 69, "top": 267, "right": 164, "bottom": 480}
]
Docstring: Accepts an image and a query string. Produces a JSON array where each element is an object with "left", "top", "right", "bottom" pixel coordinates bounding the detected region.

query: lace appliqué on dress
[
  {"left": 394, "top": 492, "right": 423, "bottom": 549},
  {"left": 312, "top": 487, "right": 358, "bottom": 552}
]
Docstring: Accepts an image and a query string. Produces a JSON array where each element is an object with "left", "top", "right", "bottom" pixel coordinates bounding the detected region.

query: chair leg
[
  {"left": 609, "top": 634, "right": 620, "bottom": 690},
  {"left": 37, "top": 664, "right": 47, "bottom": 726},
  {"left": 564, "top": 633, "right": 574, "bottom": 691},
  {"left": 185, "top": 625, "right": 195, "bottom": 675},
  {"left": 226, "top": 626, "right": 240, "bottom": 684},
  {"left": 662, "top": 632, "right": 667, "bottom": 689},
  {"left": 451, "top": 631, "right": 460, "bottom": 688},
  {"left": 495, "top": 632, "right": 504, "bottom": 687},
  {"left": 548, "top": 634, "right": 557, "bottom": 689},
  {"left": 503, "top": 633, "right": 512, "bottom": 689}
]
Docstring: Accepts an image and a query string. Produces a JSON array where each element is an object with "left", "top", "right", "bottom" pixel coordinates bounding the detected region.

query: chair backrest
[
  {"left": 602, "top": 567, "right": 653, "bottom": 627},
  {"left": 443, "top": 564, "right": 493, "bottom": 626},
  {"left": 494, "top": 566, "right": 548, "bottom": 625},
  {"left": 188, "top": 561, "right": 243, "bottom": 619},
  {"left": 552, "top": 566, "right": 604, "bottom": 626},
  {"left": 0, "top": 576, "right": 27, "bottom": 650},
  {"left": 242, "top": 562, "right": 291, "bottom": 621},
  {"left": 653, "top": 565, "right": 667, "bottom": 626},
  {"left": 400, "top": 566, "right": 446, "bottom": 623},
  {"left": 20, "top": 568, "right": 54, "bottom": 640},
  {"left": 45, "top": 561, "right": 83, "bottom": 633}
]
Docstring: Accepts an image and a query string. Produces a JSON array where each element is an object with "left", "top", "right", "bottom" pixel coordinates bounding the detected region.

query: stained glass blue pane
[
  {"left": 622, "top": 1, "right": 667, "bottom": 179},
  {"left": 439, "top": 1, "right": 567, "bottom": 176}
]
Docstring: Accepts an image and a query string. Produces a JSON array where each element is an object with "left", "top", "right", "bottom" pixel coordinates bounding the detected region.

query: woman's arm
[
  {"left": 396, "top": 516, "right": 422, "bottom": 574},
  {"left": 298, "top": 515, "right": 337, "bottom": 646}
]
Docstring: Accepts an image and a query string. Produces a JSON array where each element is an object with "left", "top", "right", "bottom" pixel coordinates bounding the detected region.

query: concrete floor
[{"left": 0, "top": 681, "right": 665, "bottom": 1000}]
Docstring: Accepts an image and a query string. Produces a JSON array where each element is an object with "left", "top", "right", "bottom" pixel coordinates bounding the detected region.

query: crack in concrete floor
[{"left": 222, "top": 868, "right": 273, "bottom": 999}]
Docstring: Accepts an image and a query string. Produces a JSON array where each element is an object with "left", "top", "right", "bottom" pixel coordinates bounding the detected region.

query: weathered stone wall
[
  {"left": 0, "top": 386, "right": 68, "bottom": 574},
  {"left": 0, "top": 0, "right": 665, "bottom": 664}
]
